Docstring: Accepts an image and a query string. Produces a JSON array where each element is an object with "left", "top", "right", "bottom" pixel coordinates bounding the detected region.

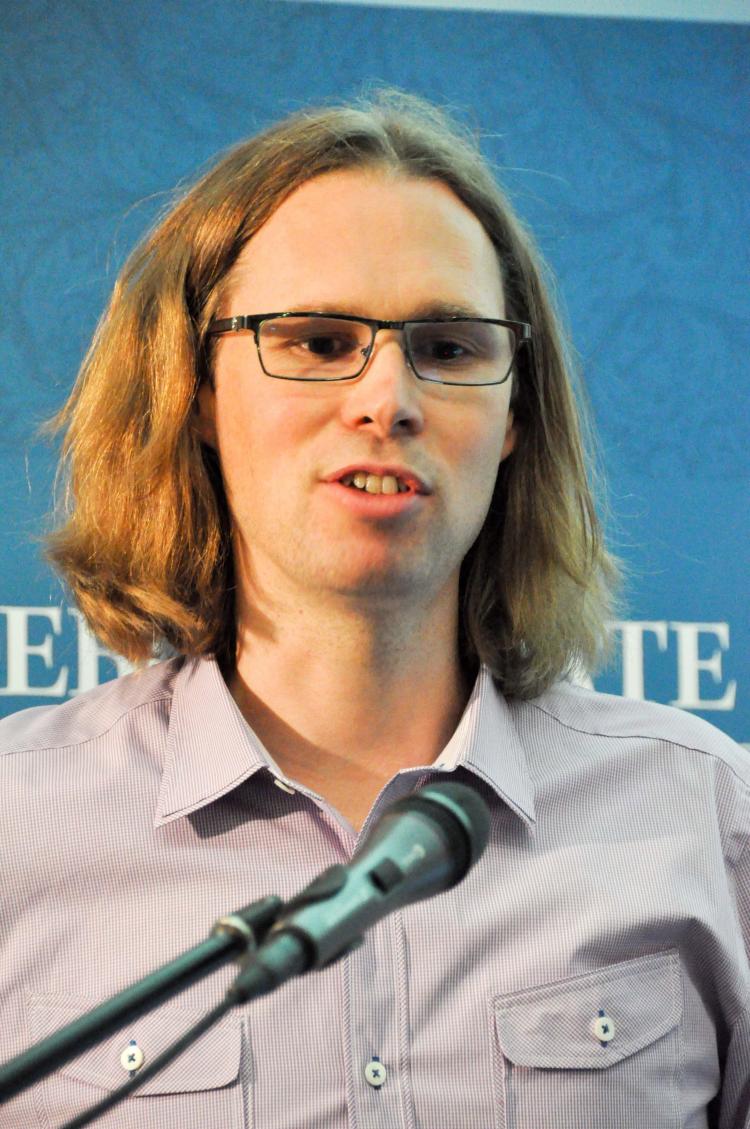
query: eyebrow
[{"left": 292, "top": 300, "right": 493, "bottom": 321}]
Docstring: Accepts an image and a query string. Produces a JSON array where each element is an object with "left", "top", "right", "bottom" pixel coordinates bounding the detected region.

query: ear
[
  {"left": 193, "top": 381, "right": 218, "bottom": 450},
  {"left": 500, "top": 409, "right": 517, "bottom": 462}
]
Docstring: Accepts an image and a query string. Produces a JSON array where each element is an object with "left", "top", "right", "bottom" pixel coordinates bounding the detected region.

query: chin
[{"left": 324, "top": 561, "right": 430, "bottom": 601}]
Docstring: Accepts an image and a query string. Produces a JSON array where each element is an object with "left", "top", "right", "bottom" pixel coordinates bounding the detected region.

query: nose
[{"left": 339, "top": 330, "right": 425, "bottom": 438}]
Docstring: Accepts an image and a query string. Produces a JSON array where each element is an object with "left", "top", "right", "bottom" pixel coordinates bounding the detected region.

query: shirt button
[
  {"left": 592, "top": 1012, "right": 615, "bottom": 1044},
  {"left": 120, "top": 1039, "right": 145, "bottom": 1072},
  {"left": 273, "top": 778, "right": 296, "bottom": 795},
  {"left": 364, "top": 1056, "right": 387, "bottom": 1088}
]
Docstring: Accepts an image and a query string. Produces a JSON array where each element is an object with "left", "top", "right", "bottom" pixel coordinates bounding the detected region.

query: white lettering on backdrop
[
  {"left": 610, "top": 620, "right": 737, "bottom": 710},
  {"left": 0, "top": 605, "right": 134, "bottom": 697}
]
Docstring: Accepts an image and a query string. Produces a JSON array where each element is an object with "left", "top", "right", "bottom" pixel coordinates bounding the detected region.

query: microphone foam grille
[{"left": 415, "top": 781, "right": 490, "bottom": 867}]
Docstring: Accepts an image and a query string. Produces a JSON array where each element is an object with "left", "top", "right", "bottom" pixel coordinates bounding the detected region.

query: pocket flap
[
  {"left": 493, "top": 950, "right": 681, "bottom": 1070},
  {"left": 27, "top": 992, "right": 242, "bottom": 1095}
]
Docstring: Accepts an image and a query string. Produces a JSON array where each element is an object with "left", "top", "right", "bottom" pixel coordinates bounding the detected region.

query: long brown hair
[{"left": 46, "top": 90, "right": 619, "bottom": 697}]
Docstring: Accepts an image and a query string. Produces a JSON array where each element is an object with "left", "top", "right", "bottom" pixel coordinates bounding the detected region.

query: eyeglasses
[{"left": 207, "top": 312, "right": 531, "bottom": 386}]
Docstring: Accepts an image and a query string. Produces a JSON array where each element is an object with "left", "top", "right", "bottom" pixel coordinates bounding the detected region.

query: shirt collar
[
  {"left": 155, "top": 657, "right": 536, "bottom": 829},
  {"left": 435, "top": 665, "right": 536, "bottom": 828},
  {"left": 155, "top": 656, "right": 271, "bottom": 827}
]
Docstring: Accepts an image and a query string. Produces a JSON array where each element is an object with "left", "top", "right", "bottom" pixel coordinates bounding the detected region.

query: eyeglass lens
[{"left": 258, "top": 316, "right": 516, "bottom": 384}]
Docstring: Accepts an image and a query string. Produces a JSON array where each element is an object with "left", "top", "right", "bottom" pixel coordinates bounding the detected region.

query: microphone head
[
  {"left": 380, "top": 780, "right": 490, "bottom": 889},
  {"left": 415, "top": 780, "right": 490, "bottom": 869}
]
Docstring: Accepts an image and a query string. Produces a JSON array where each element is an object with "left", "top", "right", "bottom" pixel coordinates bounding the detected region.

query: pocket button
[
  {"left": 120, "top": 1039, "right": 145, "bottom": 1072},
  {"left": 592, "top": 1012, "right": 616, "bottom": 1044}
]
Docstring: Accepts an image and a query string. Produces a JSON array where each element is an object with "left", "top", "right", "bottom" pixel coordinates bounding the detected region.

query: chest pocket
[
  {"left": 26, "top": 992, "right": 245, "bottom": 1128},
  {"left": 492, "top": 950, "right": 682, "bottom": 1129}
]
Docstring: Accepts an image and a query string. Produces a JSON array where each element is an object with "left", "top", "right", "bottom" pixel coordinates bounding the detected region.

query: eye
[
  {"left": 423, "top": 337, "right": 473, "bottom": 362},
  {"left": 297, "top": 332, "right": 360, "bottom": 359},
  {"left": 261, "top": 316, "right": 367, "bottom": 365},
  {"left": 411, "top": 328, "right": 482, "bottom": 366},
  {"left": 406, "top": 320, "right": 509, "bottom": 384}
]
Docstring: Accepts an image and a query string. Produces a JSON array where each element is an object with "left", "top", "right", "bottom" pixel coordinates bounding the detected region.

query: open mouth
[{"left": 339, "top": 472, "right": 411, "bottom": 495}]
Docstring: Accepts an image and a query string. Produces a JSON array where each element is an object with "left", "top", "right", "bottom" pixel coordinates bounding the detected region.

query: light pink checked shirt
[{"left": 0, "top": 655, "right": 748, "bottom": 1128}]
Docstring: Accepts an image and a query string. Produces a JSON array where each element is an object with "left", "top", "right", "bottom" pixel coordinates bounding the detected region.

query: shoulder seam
[
  {"left": 525, "top": 699, "right": 750, "bottom": 791},
  {"left": 0, "top": 693, "right": 174, "bottom": 757}
]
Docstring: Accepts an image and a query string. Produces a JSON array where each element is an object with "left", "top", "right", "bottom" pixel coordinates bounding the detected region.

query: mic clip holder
[
  {"left": 263, "top": 864, "right": 367, "bottom": 970},
  {"left": 211, "top": 910, "right": 264, "bottom": 969}
]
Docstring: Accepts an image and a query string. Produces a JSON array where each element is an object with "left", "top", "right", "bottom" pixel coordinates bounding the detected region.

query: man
[{"left": 1, "top": 92, "right": 748, "bottom": 1127}]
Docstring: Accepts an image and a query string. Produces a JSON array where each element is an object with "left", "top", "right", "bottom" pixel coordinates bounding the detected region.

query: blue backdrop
[{"left": 1, "top": 0, "right": 747, "bottom": 743}]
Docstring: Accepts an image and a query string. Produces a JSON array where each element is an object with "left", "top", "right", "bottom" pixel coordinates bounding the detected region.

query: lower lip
[{"left": 324, "top": 481, "right": 427, "bottom": 518}]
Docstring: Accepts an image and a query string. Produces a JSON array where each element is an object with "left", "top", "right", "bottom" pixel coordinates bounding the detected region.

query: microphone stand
[{"left": 0, "top": 895, "right": 282, "bottom": 1104}]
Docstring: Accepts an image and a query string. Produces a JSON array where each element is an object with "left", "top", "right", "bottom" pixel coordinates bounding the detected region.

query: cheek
[
  {"left": 213, "top": 388, "right": 327, "bottom": 498},
  {"left": 449, "top": 420, "right": 510, "bottom": 534},
  {"left": 460, "top": 417, "right": 509, "bottom": 487}
]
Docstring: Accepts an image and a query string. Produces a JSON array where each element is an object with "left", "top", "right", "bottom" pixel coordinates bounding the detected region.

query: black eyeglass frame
[{"left": 206, "top": 311, "right": 532, "bottom": 386}]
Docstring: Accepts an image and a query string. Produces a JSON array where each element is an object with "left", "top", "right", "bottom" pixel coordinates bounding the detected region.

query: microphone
[{"left": 228, "top": 780, "right": 490, "bottom": 1004}]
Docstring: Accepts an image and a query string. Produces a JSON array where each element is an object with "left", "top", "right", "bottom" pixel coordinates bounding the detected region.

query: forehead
[{"left": 223, "top": 169, "right": 505, "bottom": 318}]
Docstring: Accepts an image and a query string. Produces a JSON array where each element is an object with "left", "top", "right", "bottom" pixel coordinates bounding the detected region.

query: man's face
[{"left": 196, "top": 169, "right": 516, "bottom": 612}]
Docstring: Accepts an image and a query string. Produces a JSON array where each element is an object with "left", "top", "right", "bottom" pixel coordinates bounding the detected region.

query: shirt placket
[{"left": 344, "top": 909, "right": 413, "bottom": 1129}]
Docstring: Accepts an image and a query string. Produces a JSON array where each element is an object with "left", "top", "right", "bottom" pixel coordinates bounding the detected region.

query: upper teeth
[{"left": 341, "top": 472, "right": 409, "bottom": 494}]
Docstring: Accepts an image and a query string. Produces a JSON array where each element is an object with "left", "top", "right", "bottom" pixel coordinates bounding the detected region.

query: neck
[{"left": 228, "top": 582, "right": 472, "bottom": 828}]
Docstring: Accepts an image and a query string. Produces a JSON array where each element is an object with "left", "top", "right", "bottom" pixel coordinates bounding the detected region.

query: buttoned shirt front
[{"left": 0, "top": 656, "right": 748, "bottom": 1128}]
